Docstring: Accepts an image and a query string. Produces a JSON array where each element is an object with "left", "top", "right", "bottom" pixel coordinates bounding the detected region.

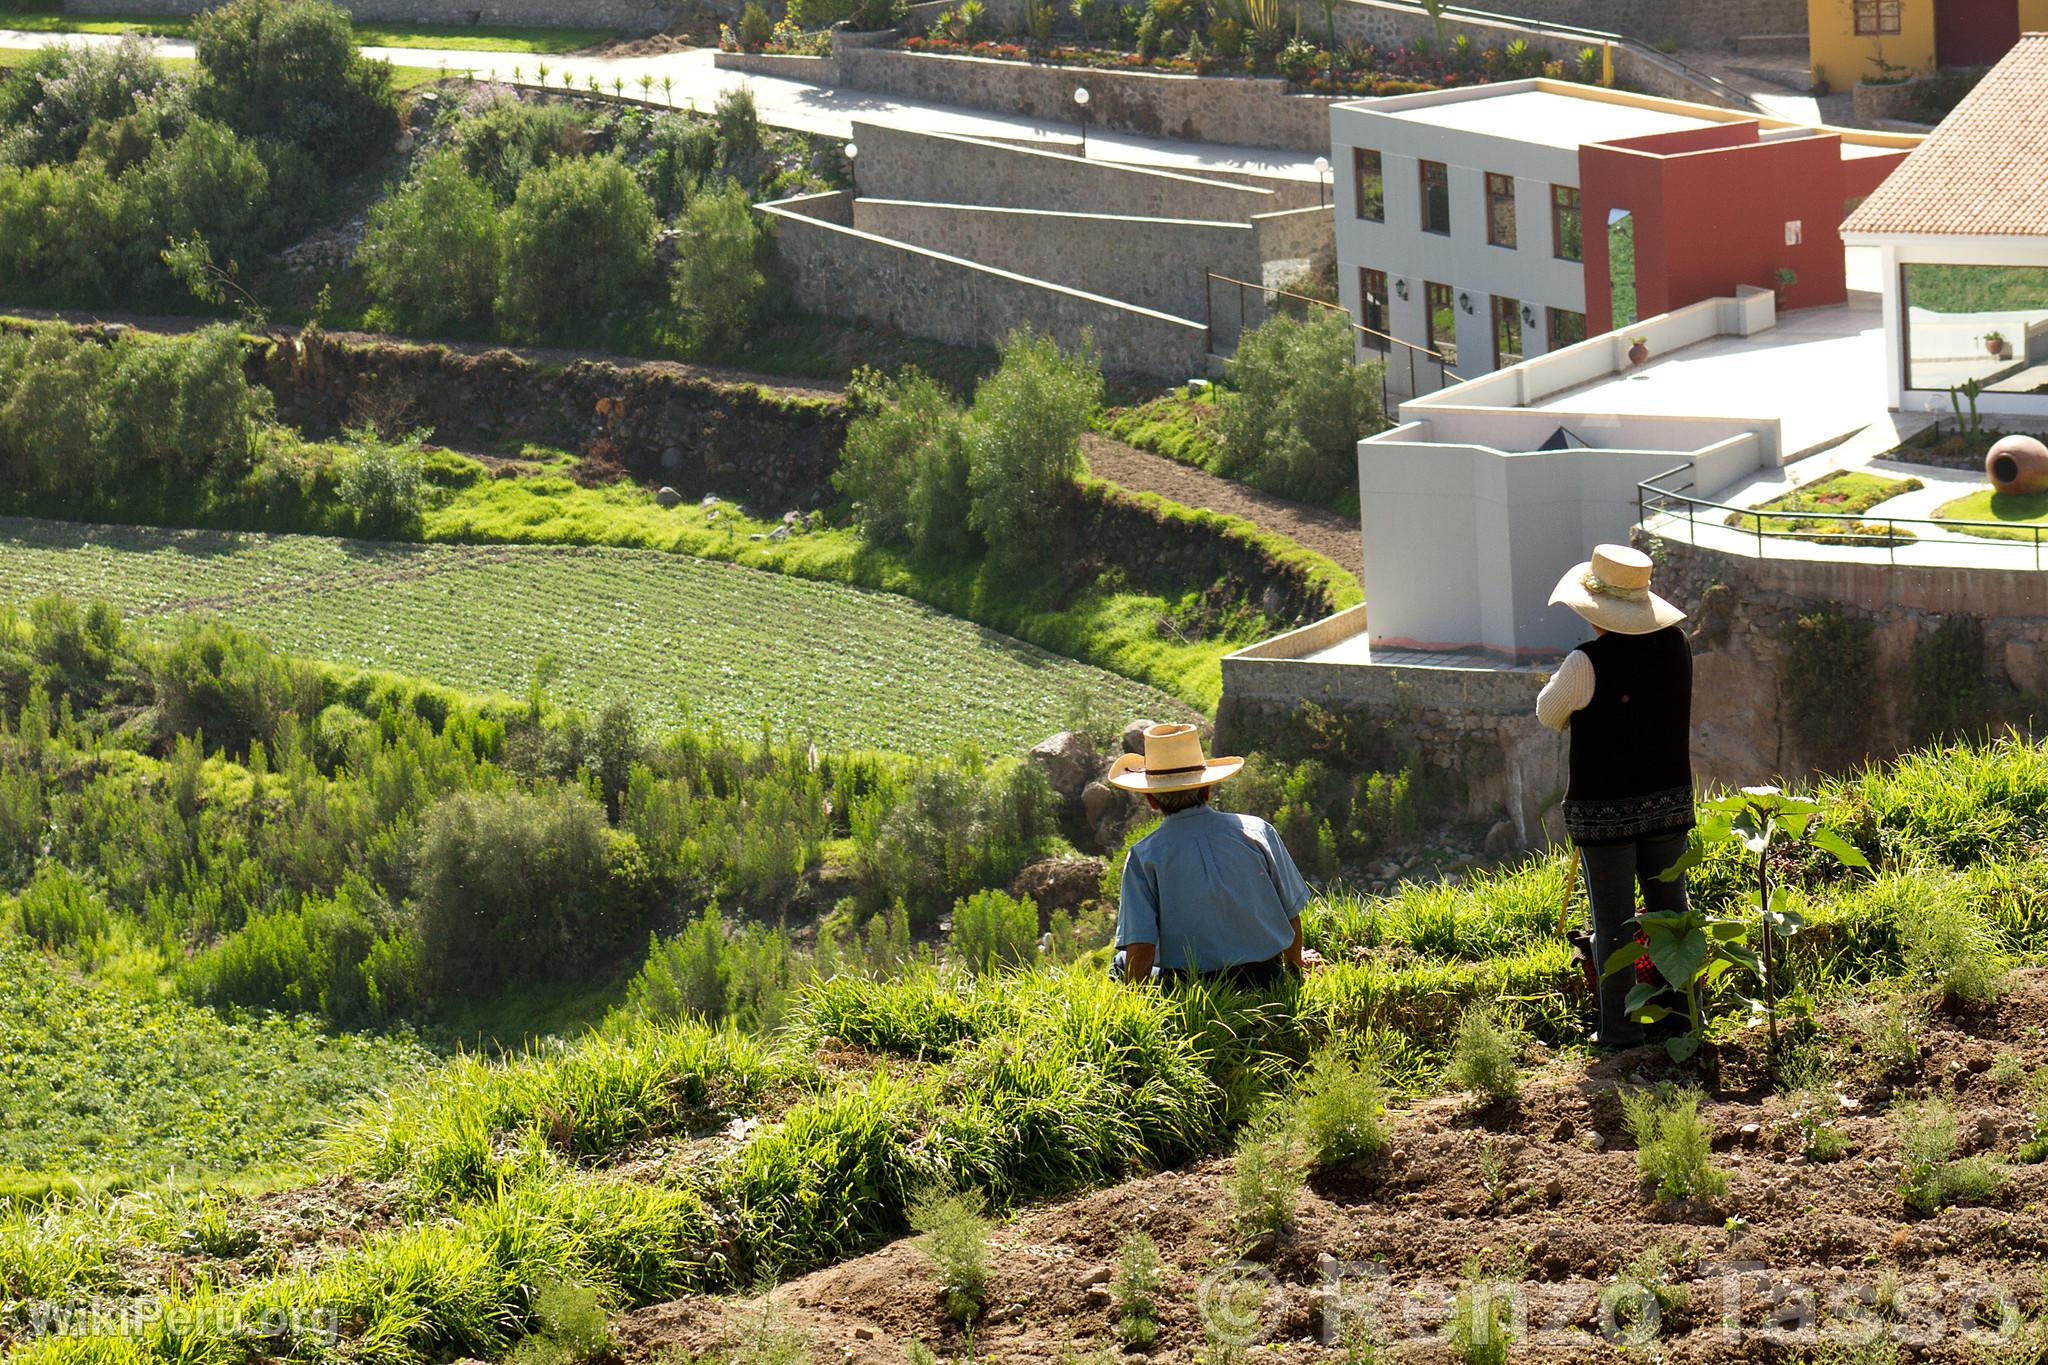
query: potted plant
[
  {"left": 1985, "top": 330, "right": 2007, "bottom": 358},
  {"left": 1774, "top": 266, "right": 1797, "bottom": 304},
  {"left": 1628, "top": 335, "right": 1650, "bottom": 366}
]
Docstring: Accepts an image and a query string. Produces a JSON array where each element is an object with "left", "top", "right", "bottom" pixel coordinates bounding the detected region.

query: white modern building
[
  {"left": 1332, "top": 80, "right": 1913, "bottom": 398},
  {"left": 1843, "top": 34, "right": 2048, "bottom": 418}
]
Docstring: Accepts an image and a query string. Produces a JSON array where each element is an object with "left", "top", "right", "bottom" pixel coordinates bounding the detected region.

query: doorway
[{"left": 1607, "top": 208, "right": 1638, "bottom": 329}]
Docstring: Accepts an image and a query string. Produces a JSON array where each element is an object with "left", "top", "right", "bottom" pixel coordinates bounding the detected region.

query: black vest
[{"left": 1564, "top": 626, "right": 1696, "bottom": 845}]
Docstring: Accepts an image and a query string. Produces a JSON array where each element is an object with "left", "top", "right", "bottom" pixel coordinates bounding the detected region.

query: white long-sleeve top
[{"left": 1535, "top": 649, "right": 1595, "bottom": 732}]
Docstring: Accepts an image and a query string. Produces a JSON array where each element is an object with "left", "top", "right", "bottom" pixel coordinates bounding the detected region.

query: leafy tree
[
  {"left": 1217, "top": 309, "right": 1385, "bottom": 504},
  {"left": 131, "top": 117, "right": 273, "bottom": 268},
  {"left": 337, "top": 426, "right": 429, "bottom": 538},
  {"left": 966, "top": 331, "right": 1102, "bottom": 574},
  {"left": 190, "top": 0, "right": 399, "bottom": 172},
  {"left": 0, "top": 161, "right": 133, "bottom": 302},
  {"left": 834, "top": 366, "right": 976, "bottom": 559},
  {"left": 359, "top": 150, "right": 500, "bottom": 332},
  {"left": 494, "top": 154, "right": 657, "bottom": 342},
  {"left": 670, "top": 180, "right": 765, "bottom": 351},
  {"left": 0, "top": 36, "right": 176, "bottom": 168},
  {"left": 456, "top": 97, "right": 589, "bottom": 203},
  {"left": 713, "top": 85, "right": 762, "bottom": 166},
  {"left": 100, "top": 323, "right": 273, "bottom": 484}
]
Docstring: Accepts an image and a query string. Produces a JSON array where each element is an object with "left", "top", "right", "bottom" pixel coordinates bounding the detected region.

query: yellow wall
[
  {"left": 1806, "top": 0, "right": 1937, "bottom": 88},
  {"left": 2022, "top": 0, "right": 2048, "bottom": 30}
]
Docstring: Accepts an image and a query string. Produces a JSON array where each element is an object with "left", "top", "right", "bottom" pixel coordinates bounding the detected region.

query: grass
[
  {"left": 1724, "top": 469, "right": 1924, "bottom": 543},
  {"left": 1098, "top": 389, "right": 1225, "bottom": 471},
  {"left": 0, "top": 11, "right": 620, "bottom": 51},
  {"left": 1933, "top": 486, "right": 2048, "bottom": 542},
  {"left": 0, "top": 517, "right": 1193, "bottom": 755},
  {"left": 0, "top": 935, "right": 433, "bottom": 1180}
]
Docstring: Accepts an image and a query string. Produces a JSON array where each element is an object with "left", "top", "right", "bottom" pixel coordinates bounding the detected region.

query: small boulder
[
  {"left": 660, "top": 446, "right": 683, "bottom": 469},
  {"left": 655, "top": 486, "right": 681, "bottom": 508},
  {"left": 1483, "top": 819, "right": 1520, "bottom": 860},
  {"left": 1080, "top": 1265, "right": 1113, "bottom": 1288},
  {"left": 1083, "top": 778, "right": 1137, "bottom": 850},
  {"left": 1121, "top": 718, "right": 1157, "bottom": 755},
  {"left": 1029, "top": 730, "right": 1099, "bottom": 803},
  {"left": 1010, "top": 854, "right": 1107, "bottom": 916},
  {"left": 768, "top": 525, "right": 789, "bottom": 541}
]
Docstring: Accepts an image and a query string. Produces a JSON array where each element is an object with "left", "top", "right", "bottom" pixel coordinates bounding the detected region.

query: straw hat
[
  {"left": 1548, "top": 544, "right": 1685, "bottom": 636},
  {"left": 1106, "top": 723, "right": 1244, "bottom": 793}
]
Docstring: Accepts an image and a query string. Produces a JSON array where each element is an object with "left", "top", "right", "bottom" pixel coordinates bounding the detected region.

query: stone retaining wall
[{"left": 62, "top": 0, "right": 684, "bottom": 25}]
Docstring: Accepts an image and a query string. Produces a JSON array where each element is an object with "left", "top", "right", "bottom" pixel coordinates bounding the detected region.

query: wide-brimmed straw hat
[
  {"left": 1106, "top": 723, "right": 1243, "bottom": 794},
  {"left": 1548, "top": 544, "right": 1685, "bottom": 636}
]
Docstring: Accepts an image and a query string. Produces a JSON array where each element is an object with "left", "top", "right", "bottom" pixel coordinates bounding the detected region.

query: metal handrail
[
  {"left": 1636, "top": 466, "right": 2048, "bottom": 571},
  {"left": 1203, "top": 270, "right": 1462, "bottom": 410}
]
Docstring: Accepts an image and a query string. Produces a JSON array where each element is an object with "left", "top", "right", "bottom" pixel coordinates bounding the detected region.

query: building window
[
  {"left": 1420, "top": 160, "right": 1451, "bottom": 235},
  {"left": 1353, "top": 148, "right": 1383, "bottom": 222},
  {"left": 1903, "top": 262, "right": 2048, "bottom": 391},
  {"left": 1552, "top": 185, "right": 1582, "bottom": 261},
  {"left": 1359, "top": 267, "right": 1389, "bottom": 352},
  {"left": 1547, "top": 306, "right": 1587, "bottom": 352},
  {"left": 1485, "top": 172, "right": 1516, "bottom": 249},
  {"left": 1492, "top": 295, "right": 1523, "bottom": 368},
  {"left": 1426, "top": 281, "right": 1457, "bottom": 365},
  {"left": 1852, "top": 0, "right": 1900, "bottom": 34}
]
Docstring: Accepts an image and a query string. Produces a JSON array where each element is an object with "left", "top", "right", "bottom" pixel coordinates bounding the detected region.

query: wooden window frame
[
  {"left": 1551, "top": 184, "right": 1582, "bottom": 262},
  {"left": 1419, "top": 159, "right": 1451, "bottom": 236},
  {"left": 1353, "top": 147, "right": 1384, "bottom": 223},
  {"left": 1484, "top": 171, "right": 1517, "bottom": 249}
]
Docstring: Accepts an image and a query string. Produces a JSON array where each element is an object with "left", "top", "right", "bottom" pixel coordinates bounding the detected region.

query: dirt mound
[{"left": 617, "top": 971, "right": 2048, "bottom": 1363}]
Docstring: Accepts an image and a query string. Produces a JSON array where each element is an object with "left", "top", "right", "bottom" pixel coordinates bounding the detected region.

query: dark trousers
[
  {"left": 1581, "top": 832, "right": 1691, "bottom": 1046},
  {"left": 1109, "top": 950, "right": 1287, "bottom": 990}
]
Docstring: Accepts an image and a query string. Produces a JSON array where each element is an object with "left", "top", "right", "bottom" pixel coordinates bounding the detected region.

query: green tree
[
  {"left": 0, "top": 36, "right": 176, "bottom": 169},
  {"left": 191, "top": 0, "right": 399, "bottom": 172},
  {"left": 834, "top": 366, "right": 976, "bottom": 559},
  {"left": 359, "top": 150, "right": 500, "bottom": 332},
  {"left": 495, "top": 154, "right": 657, "bottom": 342},
  {"left": 1216, "top": 309, "right": 1385, "bottom": 504},
  {"left": 670, "top": 180, "right": 766, "bottom": 351},
  {"left": 131, "top": 118, "right": 272, "bottom": 269},
  {"left": 101, "top": 323, "right": 273, "bottom": 485},
  {"left": 966, "top": 331, "right": 1102, "bottom": 574}
]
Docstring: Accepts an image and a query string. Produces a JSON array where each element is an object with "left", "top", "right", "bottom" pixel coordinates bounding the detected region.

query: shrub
[
  {"left": 414, "top": 785, "right": 650, "bottom": 994},
  {"left": 1895, "top": 1097, "right": 2004, "bottom": 1214},
  {"left": 1216, "top": 310, "right": 1386, "bottom": 505},
  {"left": 1111, "top": 1231, "right": 1166, "bottom": 1348},
  {"left": 1898, "top": 884, "right": 2009, "bottom": 1007},
  {"left": 0, "top": 160, "right": 133, "bottom": 302},
  {"left": 360, "top": 150, "right": 500, "bottom": 332},
  {"left": 622, "top": 905, "right": 808, "bottom": 1031},
  {"left": 495, "top": 155, "right": 657, "bottom": 342},
  {"left": 1225, "top": 1126, "right": 1305, "bottom": 1240},
  {"left": 1446, "top": 1002, "right": 1521, "bottom": 1104},
  {"left": 337, "top": 427, "right": 430, "bottom": 538},
  {"left": 847, "top": 0, "right": 908, "bottom": 28},
  {"left": 835, "top": 366, "right": 977, "bottom": 560},
  {"left": 908, "top": 1187, "right": 989, "bottom": 1323},
  {"left": 191, "top": 0, "right": 399, "bottom": 172},
  {"left": 152, "top": 619, "right": 322, "bottom": 757},
  {"left": 713, "top": 86, "right": 763, "bottom": 164},
  {"left": 635, "top": 117, "right": 719, "bottom": 217},
  {"left": 1619, "top": 1086, "right": 1726, "bottom": 1202},
  {"left": 739, "top": 1, "right": 774, "bottom": 44},
  {"left": 854, "top": 761, "right": 1057, "bottom": 922},
  {"left": 786, "top": 0, "right": 855, "bottom": 26},
  {"left": 1908, "top": 615, "right": 1986, "bottom": 745},
  {"left": 951, "top": 890, "right": 1038, "bottom": 974},
  {"left": 457, "top": 98, "right": 589, "bottom": 203},
  {"left": 0, "top": 36, "right": 176, "bottom": 169},
  {"left": 670, "top": 181, "right": 766, "bottom": 352},
  {"left": 967, "top": 331, "right": 1102, "bottom": 574},
  {"left": 1290, "top": 1046, "right": 1388, "bottom": 1165},
  {"left": 1450, "top": 1272, "right": 1514, "bottom": 1365},
  {"left": 506, "top": 1280, "right": 612, "bottom": 1365},
  {"left": 1855, "top": 994, "right": 1924, "bottom": 1079},
  {"left": 14, "top": 864, "right": 113, "bottom": 951},
  {"left": 178, "top": 890, "right": 379, "bottom": 1022},
  {"left": 102, "top": 325, "right": 272, "bottom": 487}
]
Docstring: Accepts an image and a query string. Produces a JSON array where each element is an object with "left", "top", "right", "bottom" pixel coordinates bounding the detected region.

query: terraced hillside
[{"left": 0, "top": 518, "right": 1192, "bottom": 755}]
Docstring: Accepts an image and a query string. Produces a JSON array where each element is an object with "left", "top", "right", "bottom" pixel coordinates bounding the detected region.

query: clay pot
[
  {"left": 1987, "top": 336, "right": 2007, "bottom": 357},
  {"left": 1986, "top": 434, "right": 2048, "bottom": 496},
  {"left": 1628, "top": 339, "right": 1650, "bottom": 366}
]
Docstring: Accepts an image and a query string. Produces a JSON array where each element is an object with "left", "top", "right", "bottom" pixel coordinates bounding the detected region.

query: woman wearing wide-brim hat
[{"left": 1536, "top": 544, "right": 1695, "bottom": 1050}]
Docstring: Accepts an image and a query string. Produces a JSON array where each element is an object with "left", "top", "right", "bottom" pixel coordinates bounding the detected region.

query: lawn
[
  {"left": 1933, "top": 486, "right": 2048, "bottom": 542},
  {"left": 0, "top": 11, "right": 619, "bottom": 51},
  {"left": 1724, "top": 468, "right": 1924, "bottom": 543},
  {"left": 1098, "top": 388, "right": 1225, "bottom": 471},
  {"left": 0, "top": 517, "right": 1193, "bottom": 755}
]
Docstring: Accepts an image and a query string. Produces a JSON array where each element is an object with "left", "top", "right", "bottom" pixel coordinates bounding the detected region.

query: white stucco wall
[{"left": 1847, "top": 231, "right": 2048, "bottom": 417}]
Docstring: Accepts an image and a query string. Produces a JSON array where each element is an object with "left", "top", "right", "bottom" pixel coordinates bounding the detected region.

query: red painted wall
[{"left": 1579, "top": 130, "right": 1909, "bottom": 336}]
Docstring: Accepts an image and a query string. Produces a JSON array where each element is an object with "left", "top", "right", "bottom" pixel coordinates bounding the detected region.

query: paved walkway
[{"left": 0, "top": 28, "right": 1324, "bottom": 181}]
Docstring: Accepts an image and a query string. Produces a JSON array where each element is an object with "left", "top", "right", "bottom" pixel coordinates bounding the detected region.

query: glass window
[
  {"left": 1853, "top": 0, "right": 1900, "bottom": 34},
  {"left": 1492, "top": 295, "right": 1523, "bottom": 368},
  {"left": 1485, "top": 172, "right": 1516, "bottom": 249},
  {"left": 1353, "top": 148, "right": 1383, "bottom": 223},
  {"left": 1547, "top": 307, "right": 1586, "bottom": 352},
  {"left": 1420, "top": 160, "right": 1451, "bottom": 235},
  {"left": 1359, "top": 267, "right": 1389, "bottom": 353},
  {"left": 1902, "top": 263, "right": 2048, "bottom": 393},
  {"left": 1552, "top": 184, "right": 1582, "bottom": 261},
  {"left": 1426, "top": 280, "right": 1457, "bottom": 366}
]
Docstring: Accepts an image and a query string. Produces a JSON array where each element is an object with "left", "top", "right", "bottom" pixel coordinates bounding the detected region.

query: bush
[
  {"left": 854, "top": 761, "right": 1057, "bottom": 922},
  {"left": 191, "top": 0, "right": 399, "bottom": 173},
  {"left": 0, "top": 36, "right": 177, "bottom": 169},
  {"left": 1225, "top": 1126, "right": 1305, "bottom": 1240},
  {"left": 14, "top": 864, "right": 113, "bottom": 951},
  {"left": 179, "top": 890, "right": 379, "bottom": 1022},
  {"left": 1898, "top": 889, "right": 2009, "bottom": 1007},
  {"left": 967, "top": 331, "right": 1102, "bottom": 574},
  {"left": 337, "top": 427, "right": 430, "bottom": 538},
  {"left": 1447, "top": 1002, "right": 1521, "bottom": 1104},
  {"left": 951, "top": 890, "right": 1038, "bottom": 974},
  {"left": 1895, "top": 1097, "right": 2004, "bottom": 1214},
  {"left": 414, "top": 785, "right": 650, "bottom": 994},
  {"left": 1619, "top": 1086, "right": 1726, "bottom": 1202},
  {"left": 635, "top": 116, "right": 719, "bottom": 217},
  {"left": 360, "top": 150, "right": 500, "bottom": 332},
  {"left": 1450, "top": 1272, "right": 1514, "bottom": 1365},
  {"left": 835, "top": 366, "right": 977, "bottom": 560},
  {"left": 739, "top": 0, "right": 775, "bottom": 44},
  {"left": 786, "top": 0, "right": 855, "bottom": 25},
  {"left": 1216, "top": 310, "right": 1385, "bottom": 504},
  {"left": 670, "top": 181, "right": 766, "bottom": 352},
  {"left": 908, "top": 1187, "right": 989, "bottom": 1323},
  {"left": 1290, "top": 1046, "right": 1388, "bottom": 1165},
  {"left": 457, "top": 98, "right": 590, "bottom": 203},
  {"left": 101, "top": 324, "right": 272, "bottom": 485},
  {"left": 495, "top": 155, "right": 657, "bottom": 342},
  {"left": 847, "top": 0, "right": 908, "bottom": 28},
  {"left": 712, "top": 86, "right": 762, "bottom": 165},
  {"left": 506, "top": 1280, "right": 613, "bottom": 1365},
  {"left": 622, "top": 905, "right": 808, "bottom": 1031},
  {"left": 1111, "top": 1231, "right": 1166, "bottom": 1348},
  {"left": 152, "top": 619, "right": 322, "bottom": 757}
]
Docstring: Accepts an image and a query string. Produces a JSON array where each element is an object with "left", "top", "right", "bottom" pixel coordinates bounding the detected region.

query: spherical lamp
[{"left": 1987, "top": 433, "right": 2048, "bottom": 496}]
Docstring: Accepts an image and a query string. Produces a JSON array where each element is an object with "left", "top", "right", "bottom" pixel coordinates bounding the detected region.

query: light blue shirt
[{"left": 1116, "top": 806, "right": 1309, "bottom": 972}]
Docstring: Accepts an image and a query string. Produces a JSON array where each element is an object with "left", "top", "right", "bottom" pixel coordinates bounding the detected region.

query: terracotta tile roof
[{"left": 1842, "top": 33, "right": 2048, "bottom": 238}]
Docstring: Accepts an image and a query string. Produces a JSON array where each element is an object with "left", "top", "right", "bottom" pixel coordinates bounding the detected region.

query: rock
[
  {"left": 1544, "top": 1178, "right": 1564, "bottom": 1205},
  {"left": 783, "top": 510, "right": 803, "bottom": 525},
  {"left": 1083, "top": 779, "right": 1136, "bottom": 850},
  {"left": 749, "top": 533, "right": 766, "bottom": 541},
  {"left": 655, "top": 486, "right": 681, "bottom": 508},
  {"left": 1586, "top": 1132, "right": 1606, "bottom": 1152},
  {"left": 1260, "top": 584, "right": 1284, "bottom": 618},
  {"left": 660, "top": 446, "right": 682, "bottom": 469},
  {"left": 1010, "top": 855, "right": 1107, "bottom": 916},
  {"left": 1552, "top": 1118, "right": 1573, "bottom": 1142},
  {"left": 1483, "top": 819, "right": 1520, "bottom": 860},
  {"left": 1029, "top": 730, "right": 1099, "bottom": 803},
  {"left": 1081, "top": 1265, "right": 1113, "bottom": 1288},
  {"left": 2008, "top": 639, "right": 2044, "bottom": 696},
  {"left": 768, "top": 526, "right": 789, "bottom": 541},
  {"left": 853, "top": 1326, "right": 875, "bottom": 1341},
  {"left": 1740, "top": 1123, "right": 1762, "bottom": 1139},
  {"left": 1121, "top": 719, "right": 1157, "bottom": 755},
  {"left": 700, "top": 493, "right": 721, "bottom": 507}
]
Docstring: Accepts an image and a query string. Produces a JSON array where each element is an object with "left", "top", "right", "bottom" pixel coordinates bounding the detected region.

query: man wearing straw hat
[
  {"left": 1536, "top": 544, "right": 1696, "bottom": 1050},
  {"left": 1106, "top": 722, "right": 1310, "bottom": 988}
]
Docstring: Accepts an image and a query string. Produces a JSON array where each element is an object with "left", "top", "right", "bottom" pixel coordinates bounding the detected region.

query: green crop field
[{"left": 0, "top": 518, "right": 1193, "bottom": 755}]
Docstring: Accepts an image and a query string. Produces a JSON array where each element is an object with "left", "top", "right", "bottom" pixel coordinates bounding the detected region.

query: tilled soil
[
  {"left": 1080, "top": 436, "right": 1363, "bottom": 574},
  {"left": 618, "top": 970, "right": 2048, "bottom": 1364}
]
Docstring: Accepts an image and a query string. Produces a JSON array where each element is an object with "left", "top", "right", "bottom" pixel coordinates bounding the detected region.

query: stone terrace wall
[
  {"left": 850, "top": 199, "right": 1263, "bottom": 321},
  {"left": 63, "top": 0, "right": 684, "bottom": 25},
  {"left": 760, "top": 192, "right": 1212, "bottom": 379},
  {"left": 252, "top": 332, "right": 848, "bottom": 512}
]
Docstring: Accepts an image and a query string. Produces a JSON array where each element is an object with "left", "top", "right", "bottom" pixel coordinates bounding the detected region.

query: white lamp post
[
  {"left": 1074, "top": 85, "right": 1091, "bottom": 156},
  {"left": 844, "top": 140, "right": 858, "bottom": 190},
  {"left": 1313, "top": 154, "right": 1330, "bottom": 209}
]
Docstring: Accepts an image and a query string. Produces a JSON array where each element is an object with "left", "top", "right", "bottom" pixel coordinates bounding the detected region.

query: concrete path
[{"left": 0, "top": 27, "right": 1325, "bottom": 181}]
